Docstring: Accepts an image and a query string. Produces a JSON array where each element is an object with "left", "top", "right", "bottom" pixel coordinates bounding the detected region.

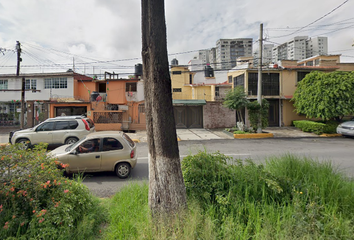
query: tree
[
  {"left": 141, "top": 0, "right": 187, "bottom": 216},
  {"left": 223, "top": 86, "right": 249, "bottom": 125},
  {"left": 292, "top": 71, "right": 354, "bottom": 121}
]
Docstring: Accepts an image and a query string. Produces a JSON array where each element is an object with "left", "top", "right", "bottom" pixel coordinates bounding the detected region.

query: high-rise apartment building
[
  {"left": 195, "top": 50, "right": 210, "bottom": 65},
  {"left": 272, "top": 36, "right": 328, "bottom": 62},
  {"left": 215, "top": 38, "right": 253, "bottom": 70}
]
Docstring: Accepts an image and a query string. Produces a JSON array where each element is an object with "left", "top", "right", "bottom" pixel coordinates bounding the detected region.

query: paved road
[{"left": 82, "top": 137, "right": 354, "bottom": 198}]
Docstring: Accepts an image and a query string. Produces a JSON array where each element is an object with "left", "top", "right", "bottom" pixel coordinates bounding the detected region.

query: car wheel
[
  {"left": 65, "top": 137, "right": 78, "bottom": 145},
  {"left": 115, "top": 162, "right": 131, "bottom": 179},
  {"left": 16, "top": 139, "right": 31, "bottom": 150}
]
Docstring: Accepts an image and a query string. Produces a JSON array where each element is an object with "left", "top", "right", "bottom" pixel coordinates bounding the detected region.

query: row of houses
[{"left": 0, "top": 54, "right": 353, "bottom": 131}]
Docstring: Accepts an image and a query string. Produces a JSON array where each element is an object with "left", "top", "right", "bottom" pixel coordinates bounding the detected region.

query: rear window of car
[
  {"left": 122, "top": 133, "right": 135, "bottom": 148},
  {"left": 86, "top": 118, "right": 95, "bottom": 129}
]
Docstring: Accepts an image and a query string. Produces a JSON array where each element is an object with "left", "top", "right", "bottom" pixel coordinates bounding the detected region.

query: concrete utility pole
[
  {"left": 16, "top": 41, "right": 25, "bottom": 129},
  {"left": 257, "top": 23, "right": 263, "bottom": 133}
]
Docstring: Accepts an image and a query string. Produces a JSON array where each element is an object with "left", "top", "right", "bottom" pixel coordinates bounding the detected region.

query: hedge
[{"left": 293, "top": 120, "right": 339, "bottom": 135}]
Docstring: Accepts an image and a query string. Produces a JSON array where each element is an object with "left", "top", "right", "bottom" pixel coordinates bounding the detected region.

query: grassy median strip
[{"left": 100, "top": 153, "right": 354, "bottom": 239}]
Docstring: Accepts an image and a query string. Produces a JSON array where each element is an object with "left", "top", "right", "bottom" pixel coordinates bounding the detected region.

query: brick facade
[{"left": 203, "top": 101, "right": 236, "bottom": 129}]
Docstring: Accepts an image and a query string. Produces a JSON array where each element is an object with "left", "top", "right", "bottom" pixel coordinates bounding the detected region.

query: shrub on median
[
  {"left": 0, "top": 143, "right": 106, "bottom": 240},
  {"left": 293, "top": 120, "right": 339, "bottom": 134}
]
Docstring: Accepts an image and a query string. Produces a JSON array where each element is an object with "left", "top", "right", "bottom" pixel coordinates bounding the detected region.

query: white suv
[{"left": 9, "top": 116, "right": 95, "bottom": 148}]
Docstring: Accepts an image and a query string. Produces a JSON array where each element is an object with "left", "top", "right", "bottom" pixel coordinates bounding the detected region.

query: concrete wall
[{"left": 203, "top": 101, "right": 236, "bottom": 129}]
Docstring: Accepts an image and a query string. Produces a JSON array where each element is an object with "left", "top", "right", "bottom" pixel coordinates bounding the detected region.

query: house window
[
  {"left": 215, "top": 87, "right": 220, "bottom": 97},
  {"left": 228, "top": 76, "right": 232, "bottom": 83},
  {"left": 189, "top": 74, "right": 193, "bottom": 84},
  {"left": 126, "top": 82, "right": 137, "bottom": 92},
  {"left": 138, "top": 103, "right": 145, "bottom": 114},
  {"left": 173, "top": 88, "right": 182, "bottom": 92},
  {"left": 44, "top": 78, "right": 67, "bottom": 89},
  {"left": 248, "top": 73, "right": 279, "bottom": 96},
  {"left": 25, "top": 79, "right": 37, "bottom": 91},
  {"left": 233, "top": 74, "right": 244, "bottom": 87},
  {"left": 0, "top": 80, "right": 8, "bottom": 90},
  {"left": 297, "top": 71, "right": 311, "bottom": 83},
  {"left": 172, "top": 71, "right": 182, "bottom": 75}
]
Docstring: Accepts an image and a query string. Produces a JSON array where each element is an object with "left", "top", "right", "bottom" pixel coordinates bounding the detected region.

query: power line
[{"left": 270, "top": 0, "right": 349, "bottom": 39}]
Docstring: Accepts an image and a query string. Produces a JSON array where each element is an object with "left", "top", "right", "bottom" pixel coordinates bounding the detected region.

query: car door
[
  {"left": 32, "top": 122, "right": 55, "bottom": 144},
  {"left": 100, "top": 137, "right": 128, "bottom": 171},
  {"left": 51, "top": 121, "right": 71, "bottom": 145},
  {"left": 67, "top": 138, "right": 101, "bottom": 172}
]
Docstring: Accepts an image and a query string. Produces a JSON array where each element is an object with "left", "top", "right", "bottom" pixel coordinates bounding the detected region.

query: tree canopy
[
  {"left": 223, "top": 86, "right": 249, "bottom": 123},
  {"left": 292, "top": 71, "right": 354, "bottom": 120}
]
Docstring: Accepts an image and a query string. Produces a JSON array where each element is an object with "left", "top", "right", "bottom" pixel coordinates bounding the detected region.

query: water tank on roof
[
  {"left": 135, "top": 64, "right": 143, "bottom": 77},
  {"left": 204, "top": 65, "right": 214, "bottom": 77},
  {"left": 171, "top": 58, "right": 179, "bottom": 66}
]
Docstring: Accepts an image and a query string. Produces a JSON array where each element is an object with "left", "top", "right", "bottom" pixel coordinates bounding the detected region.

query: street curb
[{"left": 319, "top": 133, "right": 342, "bottom": 137}]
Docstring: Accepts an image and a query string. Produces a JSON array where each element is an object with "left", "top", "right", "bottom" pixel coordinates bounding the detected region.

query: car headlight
[{"left": 337, "top": 124, "right": 342, "bottom": 128}]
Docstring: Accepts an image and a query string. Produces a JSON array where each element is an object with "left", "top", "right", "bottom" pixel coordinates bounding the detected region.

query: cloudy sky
[{"left": 0, "top": 0, "right": 353, "bottom": 77}]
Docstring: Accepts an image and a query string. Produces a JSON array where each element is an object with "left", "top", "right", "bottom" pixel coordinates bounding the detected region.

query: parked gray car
[
  {"left": 336, "top": 118, "right": 354, "bottom": 137},
  {"left": 9, "top": 115, "right": 95, "bottom": 148}
]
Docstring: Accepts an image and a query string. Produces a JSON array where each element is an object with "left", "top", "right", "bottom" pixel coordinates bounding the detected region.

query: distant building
[
  {"left": 209, "top": 48, "right": 217, "bottom": 69},
  {"left": 215, "top": 38, "right": 253, "bottom": 70},
  {"left": 272, "top": 36, "right": 328, "bottom": 62},
  {"left": 253, "top": 44, "right": 274, "bottom": 66},
  {"left": 194, "top": 50, "right": 210, "bottom": 65}
]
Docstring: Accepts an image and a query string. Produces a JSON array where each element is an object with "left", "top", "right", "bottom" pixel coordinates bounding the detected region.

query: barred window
[
  {"left": 0, "top": 80, "right": 8, "bottom": 90},
  {"left": 44, "top": 78, "right": 67, "bottom": 89},
  {"left": 25, "top": 79, "right": 37, "bottom": 91},
  {"left": 173, "top": 88, "right": 182, "bottom": 92},
  {"left": 248, "top": 73, "right": 279, "bottom": 96},
  {"left": 126, "top": 82, "right": 137, "bottom": 92}
]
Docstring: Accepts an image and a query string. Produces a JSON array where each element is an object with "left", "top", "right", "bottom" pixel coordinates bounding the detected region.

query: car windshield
[{"left": 65, "top": 136, "right": 86, "bottom": 152}]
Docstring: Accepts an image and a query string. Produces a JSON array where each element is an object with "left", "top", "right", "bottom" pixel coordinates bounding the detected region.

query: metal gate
[{"left": 174, "top": 106, "right": 203, "bottom": 129}]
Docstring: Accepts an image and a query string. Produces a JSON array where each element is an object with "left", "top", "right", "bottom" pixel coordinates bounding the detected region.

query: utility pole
[
  {"left": 257, "top": 23, "right": 263, "bottom": 133},
  {"left": 16, "top": 41, "right": 25, "bottom": 129}
]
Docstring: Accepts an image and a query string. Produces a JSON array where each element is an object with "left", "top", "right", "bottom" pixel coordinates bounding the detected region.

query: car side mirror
[{"left": 71, "top": 149, "right": 78, "bottom": 155}]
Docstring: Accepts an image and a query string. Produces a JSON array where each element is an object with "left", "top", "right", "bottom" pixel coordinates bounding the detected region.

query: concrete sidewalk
[{"left": 0, "top": 126, "right": 341, "bottom": 145}]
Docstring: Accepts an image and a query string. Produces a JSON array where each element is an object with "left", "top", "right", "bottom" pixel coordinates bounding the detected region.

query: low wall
[{"left": 203, "top": 101, "right": 236, "bottom": 129}]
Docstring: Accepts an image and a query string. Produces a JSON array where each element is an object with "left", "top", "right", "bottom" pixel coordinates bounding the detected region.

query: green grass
[{"left": 101, "top": 153, "right": 354, "bottom": 240}]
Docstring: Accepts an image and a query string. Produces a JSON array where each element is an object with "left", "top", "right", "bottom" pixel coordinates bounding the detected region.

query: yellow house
[
  {"left": 228, "top": 55, "right": 354, "bottom": 127},
  {"left": 170, "top": 66, "right": 231, "bottom": 101},
  {"left": 170, "top": 65, "right": 234, "bottom": 129}
]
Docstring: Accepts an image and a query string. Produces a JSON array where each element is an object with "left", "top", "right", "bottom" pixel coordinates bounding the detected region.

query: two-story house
[
  {"left": 170, "top": 60, "right": 235, "bottom": 129},
  {"left": 227, "top": 54, "right": 354, "bottom": 127},
  {"left": 50, "top": 71, "right": 145, "bottom": 131},
  {"left": 0, "top": 71, "right": 92, "bottom": 127}
]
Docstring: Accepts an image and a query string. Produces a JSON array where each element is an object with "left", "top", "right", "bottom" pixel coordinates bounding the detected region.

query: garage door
[{"left": 174, "top": 106, "right": 203, "bottom": 129}]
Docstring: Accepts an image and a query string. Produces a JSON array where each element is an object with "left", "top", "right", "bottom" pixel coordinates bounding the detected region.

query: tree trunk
[{"left": 141, "top": 0, "right": 187, "bottom": 216}]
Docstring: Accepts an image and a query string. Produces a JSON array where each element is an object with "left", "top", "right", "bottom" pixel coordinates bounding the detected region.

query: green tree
[
  {"left": 247, "top": 99, "right": 269, "bottom": 132},
  {"left": 223, "top": 86, "right": 249, "bottom": 124},
  {"left": 292, "top": 71, "right": 354, "bottom": 121}
]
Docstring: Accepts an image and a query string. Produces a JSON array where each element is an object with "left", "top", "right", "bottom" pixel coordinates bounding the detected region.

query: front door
[{"left": 267, "top": 99, "right": 279, "bottom": 127}]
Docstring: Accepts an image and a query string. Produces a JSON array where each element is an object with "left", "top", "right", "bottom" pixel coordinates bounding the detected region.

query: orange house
[{"left": 49, "top": 72, "right": 146, "bottom": 131}]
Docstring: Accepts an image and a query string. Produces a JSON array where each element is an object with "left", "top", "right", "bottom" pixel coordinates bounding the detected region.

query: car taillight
[
  {"left": 130, "top": 149, "right": 135, "bottom": 158},
  {"left": 82, "top": 119, "right": 90, "bottom": 131}
]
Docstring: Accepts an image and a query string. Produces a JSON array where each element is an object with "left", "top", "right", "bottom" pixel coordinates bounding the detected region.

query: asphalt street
[
  {"left": 2, "top": 126, "right": 353, "bottom": 198},
  {"left": 82, "top": 137, "right": 354, "bottom": 198}
]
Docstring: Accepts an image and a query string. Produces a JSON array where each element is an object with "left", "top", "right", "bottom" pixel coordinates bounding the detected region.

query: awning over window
[{"left": 172, "top": 100, "right": 207, "bottom": 106}]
